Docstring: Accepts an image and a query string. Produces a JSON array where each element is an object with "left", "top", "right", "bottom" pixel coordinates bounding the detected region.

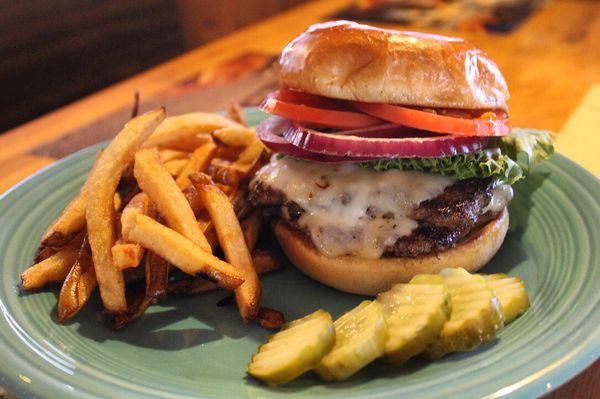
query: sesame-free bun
[
  {"left": 279, "top": 21, "right": 509, "bottom": 111},
  {"left": 274, "top": 208, "right": 509, "bottom": 296}
]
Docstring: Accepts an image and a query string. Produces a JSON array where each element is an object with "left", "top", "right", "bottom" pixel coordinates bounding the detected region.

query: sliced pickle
[
  {"left": 484, "top": 273, "right": 530, "bottom": 323},
  {"left": 423, "top": 268, "right": 504, "bottom": 359},
  {"left": 248, "top": 309, "right": 335, "bottom": 384},
  {"left": 315, "top": 300, "right": 387, "bottom": 381},
  {"left": 377, "top": 282, "right": 451, "bottom": 364}
]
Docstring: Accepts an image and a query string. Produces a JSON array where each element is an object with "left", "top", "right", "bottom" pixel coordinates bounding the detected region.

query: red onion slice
[{"left": 283, "top": 123, "right": 489, "bottom": 158}]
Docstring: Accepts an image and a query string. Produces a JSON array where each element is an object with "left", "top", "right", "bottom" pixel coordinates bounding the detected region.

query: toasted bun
[
  {"left": 279, "top": 21, "right": 509, "bottom": 111},
  {"left": 274, "top": 208, "right": 509, "bottom": 295}
]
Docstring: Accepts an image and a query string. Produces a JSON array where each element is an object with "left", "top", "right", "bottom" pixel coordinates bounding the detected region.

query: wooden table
[{"left": 0, "top": 0, "right": 598, "bottom": 397}]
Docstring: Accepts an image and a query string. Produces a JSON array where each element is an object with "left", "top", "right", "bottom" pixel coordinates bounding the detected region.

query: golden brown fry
[
  {"left": 194, "top": 177, "right": 260, "bottom": 322},
  {"left": 252, "top": 249, "right": 282, "bottom": 275},
  {"left": 156, "top": 135, "right": 211, "bottom": 152},
  {"left": 143, "top": 112, "right": 242, "bottom": 148},
  {"left": 34, "top": 246, "right": 57, "bottom": 263},
  {"left": 21, "top": 234, "right": 84, "bottom": 290},
  {"left": 214, "top": 145, "right": 244, "bottom": 161},
  {"left": 212, "top": 126, "right": 256, "bottom": 147},
  {"left": 207, "top": 162, "right": 243, "bottom": 187},
  {"left": 120, "top": 192, "right": 153, "bottom": 238},
  {"left": 87, "top": 108, "right": 165, "bottom": 313},
  {"left": 124, "top": 214, "right": 243, "bottom": 290},
  {"left": 182, "top": 186, "right": 203, "bottom": 216},
  {"left": 241, "top": 212, "right": 263, "bottom": 251},
  {"left": 233, "top": 139, "right": 267, "bottom": 172},
  {"left": 134, "top": 148, "right": 211, "bottom": 252},
  {"left": 162, "top": 158, "right": 189, "bottom": 176},
  {"left": 58, "top": 237, "right": 96, "bottom": 322},
  {"left": 227, "top": 102, "right": 247, "bottom": 126},
  {"left": 255, "top": 307, "right": 285, "bottom": 329},
  {"left": 112, "top": 241, "right": 145, "bottom": 269},
  {"left": 176, "top": 141, "right": 217, "bottom": 189},
  {"left": 157, "top": 148, "right": 189, "bottom": 163},
  {"left": 40, "top": 151, "right": 103, "bottom": 247}
]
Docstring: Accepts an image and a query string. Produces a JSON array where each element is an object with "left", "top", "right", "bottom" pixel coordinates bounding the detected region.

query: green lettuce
[{"left": 360, "top": 129, "right": 554, "bottom": 185}]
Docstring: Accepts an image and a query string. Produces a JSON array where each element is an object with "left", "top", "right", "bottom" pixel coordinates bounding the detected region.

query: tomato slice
[
  {"left": 260, "top": 90, "right": 384, "bottom": 130},
  {"left": 351, "top": 102, "right": 511, "bottom": 137}
]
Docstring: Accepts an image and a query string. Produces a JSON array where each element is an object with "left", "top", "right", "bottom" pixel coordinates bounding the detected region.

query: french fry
[
  {"left": 157, "top": 148, "right": 189, "bottom": 163},
  {"left": 255, "top": 307, "right": 285, "bottom": 329},
  {"left": 40, "top": 151, "right": 102, "bottom": 247},
  {"left": 120, "top": 192, "right": 153, "bottom": 238},
  {"left": 21, "top": 233, "right": 84, "bottom": 290},
  {"left": 162, "top": 158, "right": 189, "bottom": 176},
  {"left": 233, "top": 139, "right": 267, "bottom": 173},
  {"left": 227, "top": 102, "right": 247, "bottom": 126},
  {"left": 212, "top": 126, "right": 256, "bottom": 147},
  {"left": 182, "top": 186, "right": 203, "bottom": 216},
  {"left": 156, "top": 135, "right": 211, "bottom": 152},
  {"left": 58, "top": 236, "right": 97, "bottom": 322},
  {"left": 143, "top": 113, "right": 242, "bottom": 148},
  {"left": 175, "top": 141, "right": 217, "bottom": 189},
  {"left": 207, "top": 162, "right": 243, "bottom": 187},
  {"left": 112, "top": 242, "right": 145, "bottom": 270},
  {"left": 252, "top": 249, "right": 282, "bottom": 275},
  {"left": 87, "top": 108, "right": 165, "bottom": 313},
  {"left": 134, "top": 148, "right": 211, "bottom": 252},
  {"left": 241, "top": 212, "right": 263, "bottom": 251},
  {"left": 124, "top": 214, "right": 243, "bottom": 290},
  {"left": 193, "top": 175, "right": 260, "bottom": 322},
  {"left": 214, "top": 145, "right": 244, "bottom": 161},
  {"left": 34, "top": 246, "right": 57, "bottom": 263},
  {"left": 113, "top": 192, "right": 155, "bottom": 269}
]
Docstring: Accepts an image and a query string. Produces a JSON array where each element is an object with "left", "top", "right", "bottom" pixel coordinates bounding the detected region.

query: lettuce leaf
[{"left": 360, "top": 129, "right": 554, "bottom": 185}]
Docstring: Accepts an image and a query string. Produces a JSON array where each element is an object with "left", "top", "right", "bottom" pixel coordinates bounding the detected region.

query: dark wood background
[{"left": 0, "top": 0, "right": 305, "bottom": 133}]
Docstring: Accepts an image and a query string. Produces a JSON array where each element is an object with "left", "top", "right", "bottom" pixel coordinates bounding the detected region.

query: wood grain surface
[{"left": 0, "top": 0, "right": 598, "bottom": 397}]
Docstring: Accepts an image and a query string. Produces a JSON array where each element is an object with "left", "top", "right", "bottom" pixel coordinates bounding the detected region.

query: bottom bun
[{"left": 274, "top": 208, "right": 509, "bottom": 296}]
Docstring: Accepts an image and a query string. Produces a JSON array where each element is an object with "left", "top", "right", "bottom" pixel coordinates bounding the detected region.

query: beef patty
[{"left": 249, "top": 178, "right": 506, "bottom": 258}]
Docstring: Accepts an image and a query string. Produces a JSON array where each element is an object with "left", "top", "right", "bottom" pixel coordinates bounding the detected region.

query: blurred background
[{"left": 1, "top": 0, "right": 305, "bottom": 132}]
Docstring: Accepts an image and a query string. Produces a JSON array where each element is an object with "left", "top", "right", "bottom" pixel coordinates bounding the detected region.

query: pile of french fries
[{"left": 21, "top": 104, "right": 283, "bottom": 329}]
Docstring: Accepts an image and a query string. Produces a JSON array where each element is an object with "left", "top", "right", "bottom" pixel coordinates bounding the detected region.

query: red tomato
[
  {"left": 260, "top": 90, "right": 384, "bottom": 130},
  {"left": 351, "top": 102, "right": 511, "bottom": 137}
]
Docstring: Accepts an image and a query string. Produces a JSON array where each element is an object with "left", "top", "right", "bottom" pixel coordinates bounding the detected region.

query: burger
[{"left": 249, "top": 21, "right": 553, "bottom": 295}]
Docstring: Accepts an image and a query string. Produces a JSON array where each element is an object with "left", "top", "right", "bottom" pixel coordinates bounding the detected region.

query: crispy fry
[
  {"left": 233, "top": 139, "right": 267, "bottom": 172},
  {"left": 255, "top": 307, "right": 285, "bottom": 329},
  {"left": 143, "top": 112, "right": 242, "bottom": 148},
  {"left": 40, "top": 151, "right": 103, "bottom": 247},
  {"left": 87, "top": 108, "right": 165, "bottom": 312},
  {"left": 34, "top": 246, "right": 57, "bottom": 263},
  {"left": 162, "top": 158, "right": 189, "bottom": 176},
  {"left": 212, "top": 126, "right": 256, "bottom": 147},
  {"left": 113, "top": 192, "right": 155, "bottom": 269},
  {"left": 58, "top": 236, "right": 96, "bottom": 322},
  {"left": 156, "top": 135, "right": 211, "bottom": 152},
  {"left": 252, "top": 249, "right": 282, "bottom": 274},
  {"left": 241, "top": 212, "right": 263, "bottom": 251},
  {"left": 227, "top": 102, "right": 247, "bottom": 126},
  {"left": 182, "top": 186, "right": 203, "bottom": 216},
  {"left": 194, "top": 176, "right": 260, "bottom": 322},
  {"left": 207, "top": 162, "right": 243, "bottom": 187},
  {"left": 124, "top": 214, "right": 243, "bottom": 290},
  {"left": 214, "top": 146, "right": 244, "bottom": 161},
  {"left": 112, "top": 242, "right": 145, "bottom": 269},
  {"left": 176, "top": 141, "right": 217, "bottom": 189},
  {"left": 157, "top": 148, "right": 189, "bottom": 163},
  {"left": 21, "top": 234, "right": 84, "bottom": 290},
  {"left": 134, "top": 148, "right": 211, "bottom": 252}
]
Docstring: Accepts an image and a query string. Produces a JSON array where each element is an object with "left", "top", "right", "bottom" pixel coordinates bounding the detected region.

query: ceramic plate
[{"left": 0, "top": 109, "right": 599, "bottom": 399}]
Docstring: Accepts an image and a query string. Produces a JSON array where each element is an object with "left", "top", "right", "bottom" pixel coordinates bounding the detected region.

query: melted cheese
[{"left": 252, "top": 157, "right": 455, "bottom": 259}]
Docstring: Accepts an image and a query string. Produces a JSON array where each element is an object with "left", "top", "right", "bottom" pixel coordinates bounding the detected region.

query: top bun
[{"left": 279, "top": 21, "right": 509, "bottom": 111}]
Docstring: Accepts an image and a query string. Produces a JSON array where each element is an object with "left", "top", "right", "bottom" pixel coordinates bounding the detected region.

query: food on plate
[
  {"left": 249, "top": 268, "right": 530, "bottom": 384},
  {"left": 377, "top": 278, "right": 450, "bottom": 364},
  {"left": 483, "top": 273, "right": 529, "bottom": 323},
  {"left": 86, "top": 108, "right": 165, "bottom": 312},
  {"left": 248, "top": 309, "right": 335, "bottom": 384},
  {"left": 315, "top": 300, "right": 387, "bottom": 381},
  {"left": 419, "top": 268, "right": 503, "bottom": 359},
  {"left": 22, "top": 106, "right": 275, "bottom": 328},
  {"left": 191, "top": 173, "right": 261, "bottom": 322},
  {"left": 250, "top": 20, "right": 553, "bottom": 295}
]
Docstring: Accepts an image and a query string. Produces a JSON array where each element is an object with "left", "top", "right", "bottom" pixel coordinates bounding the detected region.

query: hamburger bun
[
  {"left": 279, "top": 20, "right": 509, "bottom": 111},
  {"left": 273, "top": 208, "right": 509, "bottom": 296}
]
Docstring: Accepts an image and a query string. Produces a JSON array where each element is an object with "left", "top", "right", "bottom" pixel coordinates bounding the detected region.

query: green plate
[{"left": 0, "top": 109, "right": 599, "bottom": 399}]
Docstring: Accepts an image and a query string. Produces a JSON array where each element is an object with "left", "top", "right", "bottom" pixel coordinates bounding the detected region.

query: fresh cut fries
[
  {"left": 176, "top": 140, "right": 217, "bottom": 189},
  {"left": 134, "top": 148, "right": 211, "bottom": 252},
  {"left": 212, "top": 126, "right": 256, "bottom": 147},
  {"left": 86, "top": 108, "right": 165, "bottom": 313},
  {"left": 58, "top": 236, "right": 96, "bottom": 322},
  {"left": 193, "top": 173, "right": 260, "bottom": 322},
  {"left": 163, "top": 158, "right": 189, "bottom": 176},
  {"left": 124, "top": 214, "right": 244, "bottom": 290},
  {"left": 143, "top": 112, "right": 243, "bottom": 148}
]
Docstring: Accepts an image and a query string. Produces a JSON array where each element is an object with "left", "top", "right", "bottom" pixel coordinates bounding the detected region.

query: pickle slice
[
  {"left": 315, "top": 300, "right": 387, "bottom": 381},
  {"left": 484, "top": 273, "right": 530, "bottom": 323},
  {"left": 248, "top": 309, "right": 335, "bottom": 384},
  {"left": 424, "top": 268, "right": 504, "bottom": 359},
  {"left": 377, "top": 282, "right": 450, "bottom": 364}
]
